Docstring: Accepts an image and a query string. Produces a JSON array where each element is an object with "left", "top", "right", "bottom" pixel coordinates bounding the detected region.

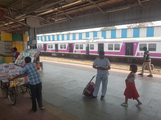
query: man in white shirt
[{"left": 90, "top": 51, "right": 111, "bottom": 100}]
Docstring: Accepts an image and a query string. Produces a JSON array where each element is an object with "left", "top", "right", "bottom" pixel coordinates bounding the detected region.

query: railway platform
[
  {"left": 41, "top": 60, "right": 161, "bottom": 120},
  {"left": 0, "top": 85, "right": 79, "bottom": 120},
  {"left": 1, "top": 60, "right": 161, "bottom": 120}
]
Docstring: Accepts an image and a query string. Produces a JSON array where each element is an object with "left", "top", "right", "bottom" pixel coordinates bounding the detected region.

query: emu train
[{"left": 37, "top": 37, "right": 161, "bottom": 59}]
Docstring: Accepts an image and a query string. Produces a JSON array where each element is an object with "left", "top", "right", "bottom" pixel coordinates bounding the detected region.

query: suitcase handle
[{"left": 88, "top": 75, "right": 96, "bottom": 84}]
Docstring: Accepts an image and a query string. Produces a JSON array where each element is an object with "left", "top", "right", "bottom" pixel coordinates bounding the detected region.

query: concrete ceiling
[{"left": 0, "top": 0, "right": 159, "bottom": 33}]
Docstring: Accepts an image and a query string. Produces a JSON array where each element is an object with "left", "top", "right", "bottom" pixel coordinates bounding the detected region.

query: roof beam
[
  {"left": 37, "top": 0, "right": 87, "bottom": 16},
  {"left": 88, "top": 0, "right": 105, "bottom": 14},
  {"left": 9, "top": 7, "right": 22, "bottom": 14},
  {"left": 0, "top": 7, "right": 9, "bottom": 11},
  {"left": 39, "top": 17, "right": 51, "bottom": 24},
  {"left": 34, "top": 0, "right": 64, "bottom": 13},
  {"left": 61, "top": 11, "right": 73, "bottom": 20},
  {"left": 39, "top": 19, "right": 67, "bottom": 28},
  {"left": 7, "top": 0, "right": 22, "bottom": 7},
  {"left": 23, "top": 0, "right": 47, "bottom": 12},
  {"left": 137, "top": 0, "right": 142, "bottom": 6},
  {"left": 4, "top": 16, "right": 29, "bottom": 27}
]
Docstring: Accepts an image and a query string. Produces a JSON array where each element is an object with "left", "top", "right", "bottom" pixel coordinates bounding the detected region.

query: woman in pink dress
[{"left": 121, "top": 65, "right": 142, "bottom": 107}]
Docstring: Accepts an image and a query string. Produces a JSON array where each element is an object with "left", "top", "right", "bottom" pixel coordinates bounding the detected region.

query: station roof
[{"left": 0, "top": 0, "right": 157, "bottom": 33}]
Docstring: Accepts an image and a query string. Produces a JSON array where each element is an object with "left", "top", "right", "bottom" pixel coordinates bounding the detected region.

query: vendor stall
[{"left": 0, "top": 49, "right": 41, "bottom": 105}]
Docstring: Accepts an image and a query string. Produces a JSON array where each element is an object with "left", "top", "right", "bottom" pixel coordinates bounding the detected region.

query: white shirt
[
  {"left": 127, "top": 72, "right": 136, "bottom": 82},
  {"left": 93, "top": 57, "right": 110, "bottom": 76}
]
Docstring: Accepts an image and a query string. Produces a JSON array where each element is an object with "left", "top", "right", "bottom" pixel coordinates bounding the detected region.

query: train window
[
  {"left": 64, "top": 44, "right": 66, "bottom": 49},
  {"left": 60, "top": 44, "right": 63, "bottom": 49},
  {"left": 51, "top": 44, "right": 53, "bottom": 49},
  {"left": 114, "top": 44, "right": 120, "bottom": 50},
  {"left": 80, "top": 44, "right": 83, "bottom": 49},
  {"left": 48, "top": 44, "right": 51, "bottom": 49},
  {"left": 76, "top": 44, "right": 79, "bottom": 49},
  {"left": 139, "top": 44, "right": 147, "bottom": 51},
  {"left": 90, "top": 44, "right": 94, "bottom": 50},
  {"left": 148, "top": 44, "right": 156, "bottom": 51},
  {"left": 108, "top": 44, "right": 113, "bottom": 50}
]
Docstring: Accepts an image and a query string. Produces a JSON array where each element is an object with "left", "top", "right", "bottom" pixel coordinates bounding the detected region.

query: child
[
  {"left": 121, "top": 65, "right": 142, "bottom": 107},
  {"left": 34, "top": 56, "right": 41, "bottom": 70},
  {"left": 36, "top": 61, "right": 41, "bottom": 70}
]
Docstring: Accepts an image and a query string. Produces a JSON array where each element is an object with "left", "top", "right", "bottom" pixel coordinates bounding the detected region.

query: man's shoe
[
  {"left": 138, "top": 73, "right": 143, "bottom": 76},
  {"left": 40, "top": 107, "right": 45, "bottom": 110},
  {"left": 100, "top": 96, "right": 104, "bottom": 100},
  {"left": 89, "top": 95, "right": 97, "bottom": 99},
  {"left": 29, "top": 109, "right": 37, "bottom": 112},
  {"left": 147, "top": 74, "right": 153, "bottom": 77}
]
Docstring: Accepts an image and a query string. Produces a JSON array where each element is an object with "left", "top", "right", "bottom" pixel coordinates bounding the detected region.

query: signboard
[{"left": 0, "top": 41, "right": 12, "bottom": 56}]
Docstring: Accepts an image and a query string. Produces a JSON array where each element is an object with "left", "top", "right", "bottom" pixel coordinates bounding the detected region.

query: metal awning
[{"left": 0, "top": 0, "right": 159, "bottom": 33}]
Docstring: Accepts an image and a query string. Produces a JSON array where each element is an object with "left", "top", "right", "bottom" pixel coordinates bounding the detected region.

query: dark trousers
[{"left": 30, "top": 82, "right": 43, "bottom": 111}]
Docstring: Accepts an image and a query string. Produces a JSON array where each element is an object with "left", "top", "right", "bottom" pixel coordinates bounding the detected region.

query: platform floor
[
  {"left": 1, "top": 60, "right": 161, "bottom": 120},
  {"left": 0, "top": 84, "right": 79, "bottom": 120},
  {"left": 40, "top": 60, "right": 161, "bottom": 120}
]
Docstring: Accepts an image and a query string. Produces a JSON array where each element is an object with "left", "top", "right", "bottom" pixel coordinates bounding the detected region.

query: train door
[
  {"left": 43, "top": 44, "right": 47, "bottom": 51},
  {"left": 69, "top": 44, "right": 73, "bottom": 53},
  {"left": 98, "top": 44, "right": 104, "bottom": 54},
  {"left": 55, "top": 44, "right": 58, "bottom": 52},
  {"left": 125, "top": 43, "right": 133, "bottom": 56},
  {"left": 86, "top": 44, "right": 89, "bottom": 55}
]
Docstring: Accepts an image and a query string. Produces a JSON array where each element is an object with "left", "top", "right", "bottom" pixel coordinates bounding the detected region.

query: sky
[{"left": 39, "top": 20, "right": 161, "bottom": 35}]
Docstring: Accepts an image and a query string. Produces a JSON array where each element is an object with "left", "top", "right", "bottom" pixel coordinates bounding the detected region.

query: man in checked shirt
[{"left": 10, "top": 57, "right": 44, "bottom": 112}]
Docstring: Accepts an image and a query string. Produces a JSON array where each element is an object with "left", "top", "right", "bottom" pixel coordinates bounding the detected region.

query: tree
[
  {"left": 100, "top": 26, "right": 116, "bottom": 31},
  {"left": 127, "top": 22, "right": 154, "bottom": 28}
]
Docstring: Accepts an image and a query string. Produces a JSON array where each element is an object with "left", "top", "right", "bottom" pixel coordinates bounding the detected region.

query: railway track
[{"left": 40, "top": 56, "right": 161, "bottom": 75}]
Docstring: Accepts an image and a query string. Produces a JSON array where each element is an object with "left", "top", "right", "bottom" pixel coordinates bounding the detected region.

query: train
[{"left": 37, "top": 37, "right": 161, "bottom": 59}]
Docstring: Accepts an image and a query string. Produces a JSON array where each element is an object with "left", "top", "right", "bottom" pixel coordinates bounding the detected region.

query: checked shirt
[{"left": 20, "top": 63, "right": 41, "bottom": 85}]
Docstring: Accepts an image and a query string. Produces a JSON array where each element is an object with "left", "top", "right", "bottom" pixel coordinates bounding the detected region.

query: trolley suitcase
[{"left": 83, "top": 75, "right": 95, "bottom": 96}]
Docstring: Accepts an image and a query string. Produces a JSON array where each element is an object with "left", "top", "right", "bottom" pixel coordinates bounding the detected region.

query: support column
[
  {"left": 29, "top": 28, "right": 37, "bottom": 49},
  {"left": 26, "top": 17, "right": 40, "bottom": 49}
]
